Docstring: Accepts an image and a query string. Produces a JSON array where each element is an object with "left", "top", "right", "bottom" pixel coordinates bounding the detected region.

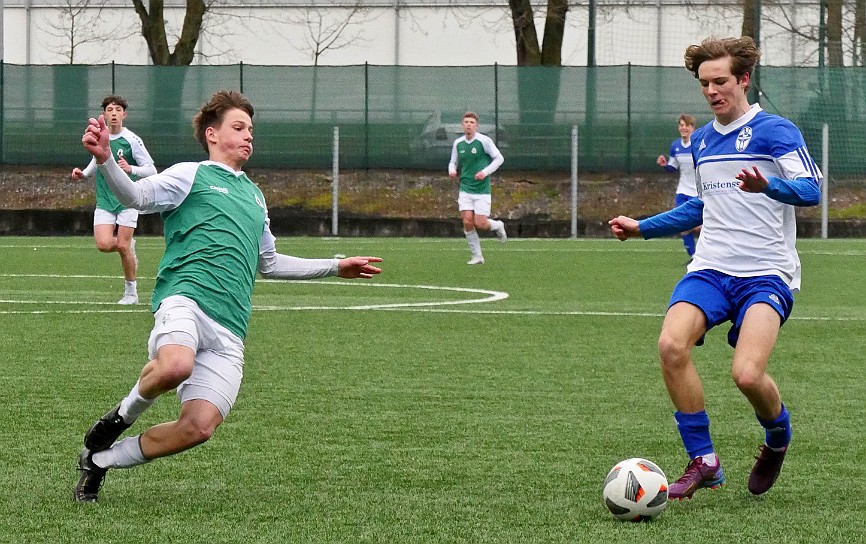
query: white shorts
[
  {"left": 457, "top": 191, "right": 492, "bottom": 217},
  {"left": 94, "top": 207, "right": 139, "bottom": 228},
  {"left": 147, "top": 295, "right": 245, "bottom": 419}
]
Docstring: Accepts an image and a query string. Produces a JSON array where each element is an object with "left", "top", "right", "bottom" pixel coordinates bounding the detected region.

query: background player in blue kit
[
  {"left": 609, "top": 36, "right": 821, "bottom": 500},
  {"left": 657, "top": 114, "right": 699, "bottom": 262}
]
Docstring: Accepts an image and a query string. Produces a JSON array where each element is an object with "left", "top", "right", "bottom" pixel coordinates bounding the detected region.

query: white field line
[
  {"left": 2, "top": 240, "right": 865, "bottom": 256},
  {"left": 0, "top": 274, "right": 863, "bottom": 321}
]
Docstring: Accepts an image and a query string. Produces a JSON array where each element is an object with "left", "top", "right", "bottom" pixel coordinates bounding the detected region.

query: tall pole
[
  {"left": 332, "top": 126, "right": 340, "bottom": 237},
  {"left": 587, "top": 0, "right": 596, "bottom": 67},
  {"left": 821, "top": 123, "right": 829, "bottom": 239},
  {"left": 571, "top": 125, "right": 578, "bottom": 239}
]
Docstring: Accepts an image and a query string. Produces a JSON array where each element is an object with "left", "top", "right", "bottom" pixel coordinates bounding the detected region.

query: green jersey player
[
  {"left": 74, "top": 90, "right": 383, "bottom": 503},
  {"left": 448, "top": 112, "right": 506, "bottom": 265},
  {"left": 71, "top": 95, "right": 156, "bottom": 304}
]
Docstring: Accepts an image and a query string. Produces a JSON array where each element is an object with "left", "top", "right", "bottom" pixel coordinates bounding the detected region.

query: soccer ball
[{"left": 602, "top": 458, "right": 669, "bottom": 522}]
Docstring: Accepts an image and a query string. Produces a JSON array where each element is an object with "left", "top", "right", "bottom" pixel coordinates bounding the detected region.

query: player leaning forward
[
  {"left": 609, "top": 37, "right": 821, "bottom": 499},
  {"left": 73, "top": 90, "right": 382, "bottom": 503},
  {"left": 448, "top": 112, "right": 507, "bottom": 265}
]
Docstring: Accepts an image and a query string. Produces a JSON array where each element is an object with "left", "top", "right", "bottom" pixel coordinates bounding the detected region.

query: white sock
[
  {"left": 92, "top": 435, "right": 149, "bottom": 469},
  {"left": 119, "top": 381, "right": 155, "bottom": 423},
  {"left": 701, "top": 452, "right": 718, "bottom": 465},
  {"left": 465, "top": 230, "right": 482, "bottom": 258},
  {"left": 124, "top": 280, "right": 137, "bottom": 295},
  {"left": 488, "top": 219, "right": 504, "bottom": 232}
]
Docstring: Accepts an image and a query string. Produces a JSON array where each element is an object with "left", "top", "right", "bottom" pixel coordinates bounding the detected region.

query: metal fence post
[
  {"left": 821, "top": 123, "right": 829, "bottom": 239},
  {"left": 332, "top": 126, "right": 340, "bottom": 237},
  {"left": 571, "top": 125, "right": 578, "bottom": 239}
]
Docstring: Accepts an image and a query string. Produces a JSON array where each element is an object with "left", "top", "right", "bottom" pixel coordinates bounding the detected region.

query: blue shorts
[{"left": 669, "top": 269, "right": 794, "bottom": 348}]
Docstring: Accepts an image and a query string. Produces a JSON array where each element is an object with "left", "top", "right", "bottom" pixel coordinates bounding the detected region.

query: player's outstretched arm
[
  {"left": 337, "top": 256, "right": 383, "bottom": 279},
  {"left": 608, "top": 216, "right": 641, "bottom": 241}
]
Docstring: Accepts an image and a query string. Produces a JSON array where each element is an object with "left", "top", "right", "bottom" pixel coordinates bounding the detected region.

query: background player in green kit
[
  {"left": 71, "top": 95, "right": 157, "bottom": 304},
  {"left": 448, "top": 111, "right": 506, "bottom": 265},
  {"left": 73, "top": 90, "right": 383, "bottom": 503}
]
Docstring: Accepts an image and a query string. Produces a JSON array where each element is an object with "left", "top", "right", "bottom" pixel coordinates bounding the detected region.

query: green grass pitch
[{"left": 0, "top": 236, "right": 864, "bottom": 543}]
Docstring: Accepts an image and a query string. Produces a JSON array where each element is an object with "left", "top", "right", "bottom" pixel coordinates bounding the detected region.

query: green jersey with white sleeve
[
  {"left": 81, "top": 128, "right": 156, "bottom": 214},
  {"left": 150, "top": 162, "right": 266, "bottom": 339},
  {"left": 447, "top": 132, "right": 504, "bottom": 195},
  {"left": 95, "top": 157, "right": 341, "bottom": 341}
]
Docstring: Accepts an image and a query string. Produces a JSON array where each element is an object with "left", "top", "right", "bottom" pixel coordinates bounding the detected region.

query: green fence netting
[{"left": 2, "top": 63, "right": 864, "bottom": 176}]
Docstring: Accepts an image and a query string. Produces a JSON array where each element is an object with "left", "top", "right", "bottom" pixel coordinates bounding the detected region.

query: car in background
[{"left": 411, "top": 110, "right": 507, "bottom": 167}]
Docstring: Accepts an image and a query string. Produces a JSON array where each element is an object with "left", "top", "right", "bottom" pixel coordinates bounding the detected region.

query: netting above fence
[{"left": 2, "top": 63, "right": 864, "bottom": 178}]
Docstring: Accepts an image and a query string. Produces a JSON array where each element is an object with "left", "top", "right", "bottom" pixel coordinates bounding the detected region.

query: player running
[
  {"left": 448, "top": 111, "right": 506, "bottom": 265},
  {"left": 609, "top": 36, "right": 821, "bottom": 500}
]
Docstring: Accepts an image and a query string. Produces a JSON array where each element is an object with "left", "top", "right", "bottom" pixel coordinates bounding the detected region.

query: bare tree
[
  {"left": 288, "top": 1, "right": 376, "bottom": 66},
  {"left": 131, "top": 0, "right": 207, "bottom": 66},
  {"left": 38, "top": 0, "right": 135, "bottom": 64},
  {"left": 826, "top": 0, "right": 845, "bottom": 66},
  {"left": 856, "top": 0, "right": 866, "bottom": 65}
]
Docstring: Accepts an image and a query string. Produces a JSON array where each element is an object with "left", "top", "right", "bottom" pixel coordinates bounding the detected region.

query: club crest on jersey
[
  {"left": 699, "top": 139, "right": 707, "bottom": 151},
  {"left": 736, "top": 127, "right": 752, "bottom": 152},
  {"left": 471, "top": 148, "right": 477, "bottom": 154}
]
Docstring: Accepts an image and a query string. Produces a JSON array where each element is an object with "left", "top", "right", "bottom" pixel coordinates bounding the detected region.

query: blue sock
[
  {"left": 682, "top": 232, "right": 696, "bottom": 256},
  {"left": 674, "top": 410, "right": 714, "bottom": 458},
  {"left": 757, "top": 403, "right": 791, "bottom": 450}
]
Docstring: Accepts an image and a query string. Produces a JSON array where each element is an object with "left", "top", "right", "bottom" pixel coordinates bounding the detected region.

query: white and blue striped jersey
[
  {"left": 666, "top": 139, "right": 698, "bottom": 197},
  {"left": 640, "top": 105, "right": 821, "bottom": 291}
]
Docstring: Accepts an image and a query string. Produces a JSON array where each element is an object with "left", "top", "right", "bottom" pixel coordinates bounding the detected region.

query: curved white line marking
[{"left": 0, "top": 277, "right": 509, "bottom": 313}]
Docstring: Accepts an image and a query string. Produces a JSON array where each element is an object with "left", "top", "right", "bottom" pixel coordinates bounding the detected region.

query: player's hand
[
  {"left": 337, "top": 256, "right": 383, "bottom": 279},
  {"left": 608, "top": 216, "right": 640, "bottom": 241},
  {"left": 117, "top": 157, "right": 132, "bottom": 173},
  {"left": 656, "top": 155, "right": 667, "bottom": 167},
  {"left": 71, "top": 168, "right": 84, "bottom": 180},
  {"left": 449, "top": 171, "right": 457, "bottom": 179},
  {"left": 474, "top": 172, "right": 485, "bottom": 180},
  {"left": 82, "top": 115, "right": 111, "bottom": 164},
  {"left": 736, "top": 166, "right": 769, "bottom": 193}
]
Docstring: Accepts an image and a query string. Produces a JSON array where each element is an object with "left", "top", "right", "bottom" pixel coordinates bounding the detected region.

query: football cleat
[
  {"left": 668, "top": 456, "right": 725, "bottom": 500},
  {"left": 748, "top": 445, "right": 787, "bottom": 496},
  {"left": 84, "top": 403, "right": 132, "bottom": 452},
  {"left": 495, "top": 224, "right": 508, "bottom": 243},
  {"left": 73, "top": 448, "right": 107, "bottom": 503},
  {"left": 467, "top": 256, "right": 485, "bottom": 265}
]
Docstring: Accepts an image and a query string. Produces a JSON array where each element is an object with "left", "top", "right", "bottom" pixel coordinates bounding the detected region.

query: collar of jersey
[
  {"left": 202, "top": 160, "right": 246, "bottom": 177},
  {"left": 712, "top": 104, "right": 762, "bottom": 135}
]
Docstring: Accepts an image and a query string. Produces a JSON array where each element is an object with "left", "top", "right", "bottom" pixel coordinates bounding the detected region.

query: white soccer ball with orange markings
[{"left": 602, "top": 458, "right": 668, "bottom": 521}]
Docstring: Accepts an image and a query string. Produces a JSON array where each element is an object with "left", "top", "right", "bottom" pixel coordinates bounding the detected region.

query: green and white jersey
[
  {"left": 81, "top": 128, "right": 155, "bottom": 214},
  {"left": 140, "top": 161, "right": 267, "bottom": 339},
  {"left": 447, "top": 132, "right": 504, "bottom": 195}
]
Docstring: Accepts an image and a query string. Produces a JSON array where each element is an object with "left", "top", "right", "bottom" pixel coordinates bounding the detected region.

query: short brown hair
[
  {"left": 678, "top": 114, "right": 696, "bottom": 127},
  {"left": 192, "top": 90, "right": 254, "bottom": 153},
  {"left": 684, "top": 36, "right": 761, "bottom": 89},
  {"left": 463, "top": 111, "right": 478, "bottom": 121},
  {"left": 101, "top": 95, "right": 128, "bottom": 110}
]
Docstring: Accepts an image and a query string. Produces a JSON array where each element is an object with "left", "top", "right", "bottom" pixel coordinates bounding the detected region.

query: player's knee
[
  {"left": 474, "top": 218, "right": 487, "bottom": 230},
  {"left": 115, "top": 239, "right": 131, "bottom": 253},
  {"left": 151, "top": 359, "right": 193, "bottom": 392},
  {"left": 657, "top": 333, "right": 690, "bottom": 369},
  {"left": 95, "top": 240, "right": 114, "bottom": 252},
  {"left": 177, "top": 417, "right": 216, "bottom": 447},
  {"left": 731, "top": 365, "right": 763, "bottom": 392}
]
